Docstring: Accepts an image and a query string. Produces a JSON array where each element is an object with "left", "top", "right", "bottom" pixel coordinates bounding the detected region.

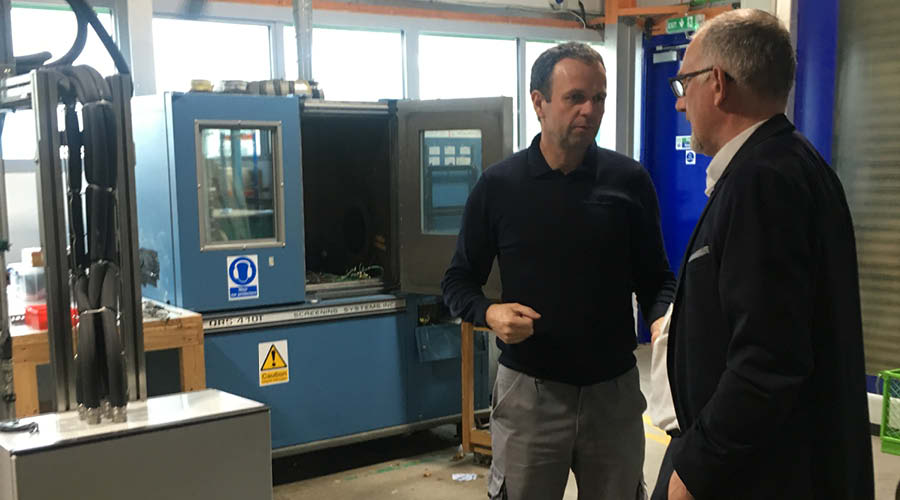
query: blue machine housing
[
  {"left": 133, "top": 95, "right": 506, "bottom": 453},
  {"left": 133, "top": 92, "right": 305, "bottom": 312},
  {"left": 202, "top": 294, "right": 489, "bottom": 449}
]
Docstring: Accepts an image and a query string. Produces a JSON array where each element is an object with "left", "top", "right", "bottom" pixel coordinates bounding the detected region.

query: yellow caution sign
[
  {"left": 258, "top": 340, "right": 289, "bottom": 386},
  {"left": 261, "top": 345, "right": 287, "bottom": 370}
]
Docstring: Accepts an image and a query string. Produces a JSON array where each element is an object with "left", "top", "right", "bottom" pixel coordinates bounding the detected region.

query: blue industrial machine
[{"left": 132, "top": 92, "right": 510, "bottom": 453}]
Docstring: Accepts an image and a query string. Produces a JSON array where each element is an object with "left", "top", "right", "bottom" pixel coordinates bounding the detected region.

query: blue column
[{"left": 794, "top": 0, "right": 838, "bottom": 164}]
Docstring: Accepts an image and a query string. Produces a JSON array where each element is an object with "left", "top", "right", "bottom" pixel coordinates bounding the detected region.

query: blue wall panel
[
  {"left": 641, "top": 35, "right": 711, "bottom": 277},
  {"left": 794, "top": 0, "right": 838, "bottom": 164},
  {"left": 638, "top": 35, "right": 712, "bottom": 342}
]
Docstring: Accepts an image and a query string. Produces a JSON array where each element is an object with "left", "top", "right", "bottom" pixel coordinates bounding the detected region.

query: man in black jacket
[
  {"left": 653, "top": 9, "right": 874, "bottom": 500},
  {"left": 442, "top": 42, "right": 675, "bottom": 500}
]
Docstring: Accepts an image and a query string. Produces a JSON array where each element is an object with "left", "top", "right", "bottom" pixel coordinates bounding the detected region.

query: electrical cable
[
  {"left": 13, "top": 0, "right": 131, "bottom": 76},
  {"left": 63, "top": 101, "right": 88, "bottom": 271},
  {"left": 47, "top": 6, "right": 88, "bottom": 68},
  {"left": 65, "top": 0, "right": 130, "bottom": 75},
  {"left": 14, "top": 0, "right": 87, "bottom": 74},
  {"left": 565, "top": 9, "right": 587, "bottom": 29},
  {"left": 0, "top": 421, "right": 39, "bottom": 433},
  {"left": 13, "top": 52, "right": 51, "bottom": 75}
]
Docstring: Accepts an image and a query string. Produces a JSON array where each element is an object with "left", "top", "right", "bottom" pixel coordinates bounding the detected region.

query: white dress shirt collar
[{"left": 704, "top": 119, "right": 768, "bottom": 197}]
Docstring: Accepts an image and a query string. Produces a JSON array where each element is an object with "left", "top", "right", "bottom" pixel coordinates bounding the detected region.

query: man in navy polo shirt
[{"left": 442, "top": 42, "right": 675, "bottom": 500}]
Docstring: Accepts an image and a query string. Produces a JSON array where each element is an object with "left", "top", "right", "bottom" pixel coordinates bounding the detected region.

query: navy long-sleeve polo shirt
[{"left": 441, "top": 134, "right": 676, "bottom": 385}]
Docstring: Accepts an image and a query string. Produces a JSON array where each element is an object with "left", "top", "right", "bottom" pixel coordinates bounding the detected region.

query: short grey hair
[
  {"left": 530, "top": 42, "right": 604, "bottom": 101},
  {"left": 695, "top": 9, "right": 796, "bottom": 102}
]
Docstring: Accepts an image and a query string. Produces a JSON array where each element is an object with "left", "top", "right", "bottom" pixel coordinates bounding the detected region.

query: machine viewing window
[
  {"left": 196, "top": 123, "right": 284, "bottom": 250},
  {"left": 421, "top": 129, "right": 483, "bottom": 235}
]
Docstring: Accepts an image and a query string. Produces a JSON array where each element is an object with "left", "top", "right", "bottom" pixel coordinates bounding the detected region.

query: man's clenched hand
[{"left": 486, "top": 303, "right": 541, "bottom": 344}]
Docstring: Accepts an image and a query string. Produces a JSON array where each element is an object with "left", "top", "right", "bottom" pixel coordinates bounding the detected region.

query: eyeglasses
[{"left": 668, "top": 67, "right": 732, "bottom": 98}]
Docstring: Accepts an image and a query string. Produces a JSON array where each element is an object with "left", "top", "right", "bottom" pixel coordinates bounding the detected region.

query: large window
[
  {"left": 419, "top": 34, "right": 518, "bottom": 143},
  {"left": 2, "top": 4, "right": 115, "bottom": 160},
  {"left": 284, "top": 27, "right": 404, "bottom": 101},
  {"left": 153, "top": 18, "right": 272, "bottom": 92},
  {"left": 524, "top": 40, "right": 615, "bottom": 151},
  {"left": 10, "top": 4, "right": 116, "bottom": 75}
]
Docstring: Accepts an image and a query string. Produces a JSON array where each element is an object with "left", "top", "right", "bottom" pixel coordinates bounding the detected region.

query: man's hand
[
  {"left": 651, "top": 316, "right": 666, "bottom": 344},
  {"left": 668, "top": 470, "right": 694, "bottom": 500},
  {"left": 486, "top": 303, "right": 541, "bottom": 344}
]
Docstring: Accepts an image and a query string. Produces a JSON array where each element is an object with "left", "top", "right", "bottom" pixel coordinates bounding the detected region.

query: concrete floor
[{"left": 273, "top": 345, "right": 900, "bottom": 499}]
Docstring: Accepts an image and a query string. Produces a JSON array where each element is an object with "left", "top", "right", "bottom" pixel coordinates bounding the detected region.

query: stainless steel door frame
[
  {"left": 397, "top": 97, "right": 512, "bottom": 298},
  {"left": 33, "top": 69, "right": 77, "bottom": 411},
  {"left": 0, "top": 0, "right": 11, "bottom": 415},
  {"left": 0, "top": 71, "right": 32, "bottom": 421},
  {"left": 108, "top": 74, "right": 147, "bottom": 401},
  {"left": 0, "top": 105, "right": 11, "bottom": 422}
]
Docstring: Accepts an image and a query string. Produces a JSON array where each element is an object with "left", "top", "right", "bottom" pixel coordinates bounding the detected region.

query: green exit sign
[{"left": 666, "top": 14, "right": 705, "bottom": 34}]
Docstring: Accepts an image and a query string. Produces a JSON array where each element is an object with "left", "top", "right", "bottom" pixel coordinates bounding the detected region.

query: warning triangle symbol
[{"left": 261, "top": 345, "right": 288, "bottom": 370}]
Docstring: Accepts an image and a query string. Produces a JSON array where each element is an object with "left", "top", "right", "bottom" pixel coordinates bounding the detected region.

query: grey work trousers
[{"left": 488, "top": 364, "right": 648, "bottom": 500}]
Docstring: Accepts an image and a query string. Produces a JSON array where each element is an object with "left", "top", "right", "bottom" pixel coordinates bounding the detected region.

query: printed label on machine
[
  {"left": 203, "top": 298, "right": 408, "bottom": 332},
  {"left": 227, "top": 255, "right": 260, "bottom": 300},
  {"left": 259, "top": 340, "right": 289, "bottom": 386}
]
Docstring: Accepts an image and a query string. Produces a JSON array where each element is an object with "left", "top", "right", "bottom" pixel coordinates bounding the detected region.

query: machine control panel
[{"left": 420, "top": 129, "right": 483, "bottom": 235}]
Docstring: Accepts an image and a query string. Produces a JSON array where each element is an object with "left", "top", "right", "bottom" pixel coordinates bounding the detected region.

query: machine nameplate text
[{"left": 203, "top": 298, "right": 407, "bottom": 332}]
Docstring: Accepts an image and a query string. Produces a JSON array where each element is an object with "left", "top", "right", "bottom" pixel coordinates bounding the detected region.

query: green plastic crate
[{"left": 880, "top": 369, "right": 900, "bottom": 456}]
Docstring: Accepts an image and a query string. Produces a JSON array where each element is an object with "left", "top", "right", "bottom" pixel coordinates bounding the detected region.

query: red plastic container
[{"left": 24, "top": 304, "right": 79, "bottom": 331}]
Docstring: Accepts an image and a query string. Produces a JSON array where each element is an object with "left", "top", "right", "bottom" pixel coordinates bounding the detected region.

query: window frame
[
  {"left": 150, "top": 15, "right": 275, "bottom": 92},
  {"left": 283, "top": 24, "right": 405, "bottom": 101},
  {"left": 150, "top": 0, "right": 608, "bottom": 151},
  {"left": 194, "top": 119, "right": 287, "bottom": 252},
  {"left": 3, "top": 2, "right": 118, "bottom": 160}
]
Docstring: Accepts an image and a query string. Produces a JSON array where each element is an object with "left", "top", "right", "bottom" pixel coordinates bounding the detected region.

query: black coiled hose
[{"left": 58, "top": 63, "right": 127, "bottom": 414}]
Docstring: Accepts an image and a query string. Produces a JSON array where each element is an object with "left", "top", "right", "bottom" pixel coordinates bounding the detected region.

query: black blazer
[{"left": 667, "top": 115, "right": 874, "bottom": 499}]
